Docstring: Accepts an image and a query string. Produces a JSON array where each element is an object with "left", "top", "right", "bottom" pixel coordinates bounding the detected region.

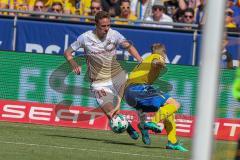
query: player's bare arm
[
  {"left": 64, "top": 46, "right": 81, "bottom": 75},
  {"left": 121, "top": 40, "right": 142, "bottom": 63}
]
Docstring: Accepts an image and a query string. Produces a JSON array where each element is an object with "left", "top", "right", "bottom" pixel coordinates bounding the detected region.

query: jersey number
[{"left": 96, "top": 89, "right": 107, "bottom": 98}]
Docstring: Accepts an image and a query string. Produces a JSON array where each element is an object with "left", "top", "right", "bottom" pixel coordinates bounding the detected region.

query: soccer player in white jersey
[{"left": 64, "top": 11, "right": 142, "bottom": 139}]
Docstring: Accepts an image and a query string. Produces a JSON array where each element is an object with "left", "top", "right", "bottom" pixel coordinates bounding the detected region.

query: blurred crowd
[{"left": 0, "top": 0, "right": 239, "bottom": 31}]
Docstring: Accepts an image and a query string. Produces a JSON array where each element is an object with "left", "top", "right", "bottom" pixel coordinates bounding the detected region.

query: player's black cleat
[{"left": 126, "top": 122, "right": 139, "bottom": 140}]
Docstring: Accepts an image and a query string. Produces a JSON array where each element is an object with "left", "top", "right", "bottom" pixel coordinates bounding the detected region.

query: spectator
[
  {"left": 172, "top": 8, "right": 185, "bottom": 23},
  {"left": 225, "top": 8, "right": 237, "bottom": 29},
  {"left": 227, "top": 0, "right": 240, "bottom": 28},
  {"left": 0, "top": 0, "right": 9, "bottom": 15},
  {"left": 78, "top": 0, "right": 91, "bottom": 15},
  {"left": 48, "top": 1, "right": 63, "bottom": 19},
  {"left": 220, "top": 33, "right": 233, "bottom": 69},
  {"left": 182, "top": 7, "right": 195, "bottom": 29},
  {"left": 163, "top": 0, "right": 188, "bottom": 16},
  {"left": 114, "top": 0, "right": 137, "bottom": 25},
  {"left": 64, "top": 2, "right": 73, "bottom": 14},
  {"left": 15, "top": 0, "right": 30, "bottom": 17},
  {"left": 164, "top": 0, "right": 179, "bottom": 18},
  {"left": 130, "top": 0, "right": 152, "bottom": 20},
  {"left": 32, "top": 0, "right": 46, "bottom": 18},
  {"left": 62, "top": 2, "right": 81, "bottom": 21},
  {"left": 144, "top": 0, "right": 173, "bottom": 28},
  {"left": 195, "top": 0, "right": 205, "bottom": 26},
  {"left": 101, "top": 0, "right": 121, "bottom": 17},
  {"left": 186, "top": 0, "right": 198, "bottom": 9},
  {"left": 85, "top": 0, "right": 102, "bottom": 22}
]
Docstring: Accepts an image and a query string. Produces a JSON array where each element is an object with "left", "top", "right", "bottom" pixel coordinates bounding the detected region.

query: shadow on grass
[
  {"left": 141, "top": 145, "right": 165, "bottom": 149},
  {"left": 44, "top": 134, "right": 137, "bottom": 146},
  {"left": 44, "top": 134, "right": 169, "bottom": 150}
]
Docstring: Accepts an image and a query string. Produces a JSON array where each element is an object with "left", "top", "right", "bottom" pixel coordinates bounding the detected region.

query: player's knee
[{"left": 167, "top": 98, "right": 180, "bottom": 111}]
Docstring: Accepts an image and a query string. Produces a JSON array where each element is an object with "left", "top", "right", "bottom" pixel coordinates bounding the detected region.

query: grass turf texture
[{"left": 0, "top": 121, "right": 237, "bottom": 160}]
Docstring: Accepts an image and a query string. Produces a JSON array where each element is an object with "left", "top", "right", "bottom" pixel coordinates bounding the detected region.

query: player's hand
[
  {"left": 69, "top": 59, "right": 81, "bottom": 75},
  {"left": 73, "top": 65, "right": 81, "bottom": 75},
  {"left": 112, "top": 104, "right": 120, "bottom": 117}
]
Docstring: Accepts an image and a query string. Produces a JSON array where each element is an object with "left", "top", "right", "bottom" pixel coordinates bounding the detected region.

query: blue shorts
[{"left": 124, "top": 84, "right": 170, "bottom": 112}]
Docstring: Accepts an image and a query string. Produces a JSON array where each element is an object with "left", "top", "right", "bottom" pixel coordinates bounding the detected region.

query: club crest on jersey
[{"left": 104, "top": 39, "right": 116, "bottom": 52}]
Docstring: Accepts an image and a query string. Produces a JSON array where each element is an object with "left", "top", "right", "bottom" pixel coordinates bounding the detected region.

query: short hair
[
  {"left": 51, "top": 2, "right": 63, "bottom": 9},
  {"left": 151, "top": 43, "right": 166, "bottom": 55},
  {"left": 120, "top": 0, "right": 130, "bottom": 5},
  {"left": 95, "top": 11, "right": 110, "bottom": 23},
  {"left": 91, "top": 0, "right": 101, "bottom": 5},
  {"left": 184, "top": 8, "right": 195, "bottom": 16}
]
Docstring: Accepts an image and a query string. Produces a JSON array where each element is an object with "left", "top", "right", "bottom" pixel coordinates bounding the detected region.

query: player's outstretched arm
[
  {"left": 121, "top": 41, "right": 142, "bottom": 63},
  {"left": 64, "top": 47, "right": 81, "bottom": 75}
]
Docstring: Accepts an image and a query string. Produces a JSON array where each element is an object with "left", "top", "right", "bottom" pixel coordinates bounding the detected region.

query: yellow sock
[
  {"left": 164, "top": 114, "right": 177, "bottom": 144},
  {"left": 151, "top": 104, "right": 177, "bottom": 123}
]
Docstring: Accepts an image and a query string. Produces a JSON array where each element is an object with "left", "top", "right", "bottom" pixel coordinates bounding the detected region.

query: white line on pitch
[{"left": 0, "top": 140, "right": 187, "bottom": 160}]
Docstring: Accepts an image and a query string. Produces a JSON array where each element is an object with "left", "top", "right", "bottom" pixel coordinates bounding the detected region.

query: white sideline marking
[{"left": 0, "top": 140, "right": 186, "bottom": 160}]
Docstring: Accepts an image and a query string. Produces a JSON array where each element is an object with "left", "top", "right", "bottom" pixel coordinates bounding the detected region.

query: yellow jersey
[
  {"left": 114, "top": 14, "right": 137, "bottom": 25},
  {"left": 127, "top": 53, "right": 163, "bottom": 85}
]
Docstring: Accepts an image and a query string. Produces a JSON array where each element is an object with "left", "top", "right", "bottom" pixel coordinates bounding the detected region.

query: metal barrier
[
  {"left": 0, "top": 9, "right": 200, "bottom": 28},
  {"left": 0, "top": 9, "right": 239, "bottom": 66}
]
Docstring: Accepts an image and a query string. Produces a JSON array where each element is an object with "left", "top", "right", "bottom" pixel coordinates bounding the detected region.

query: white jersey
[
  {"left": 71, "top": 28, "right": 126, "bottom": 82},
  {"left": 144, "top": 13, "right": 173, "bottom": 28}
]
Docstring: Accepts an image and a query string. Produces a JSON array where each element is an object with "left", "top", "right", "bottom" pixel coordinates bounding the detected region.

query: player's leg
[
  {"left": 125, "top": 84, "right": 162, "bottom": 144},
  {"left": 92, "top": 85, "right": 115, "bottom": 119},
  {"left": 151, "top": 97, "right": 188, "bottom": 151},
  {"left": 164, "top": 114, "right": 188, "bottom": 152},
  {"left": 152, "top": 97, "right": 180, "bottom": 123},
  {"left": 92, "top": 71, "right": 125, "bottom": 119},
  {"left": 93, "top": 85, "right": 138, "bottom": 139},
  {"left": 113, "top": 71, "right": 139, "bottom": 140},
  {"left": 164, "top": 114, "right": 177, "bottom": 144},
  {"left": 137, "top": 109, "right": 151, "bottom": 144}
]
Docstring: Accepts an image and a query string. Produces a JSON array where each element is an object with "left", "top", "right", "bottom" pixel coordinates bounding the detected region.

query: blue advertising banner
[
  {"left": 115, "top": 27, "right": 194, "bottom": 65},
  {"left": 196, "top": 34, "right": 240, "bottom": 67},
  {"left": 0, "top": 18, "right": 13, "bottom": 51},
  {"left": 16, "top": 19, "right": 194, "bottom": 65},
  {"left": 16, "top": 20, "right": 91, "bottom": 55},
  {"left": 0, "top": 18, "right": 238, "bottom": 66},
  {"left": 228, "top": 36, "right": 240, "bottom": 67}
]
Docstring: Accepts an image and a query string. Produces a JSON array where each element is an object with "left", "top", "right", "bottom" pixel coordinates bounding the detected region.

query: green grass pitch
[{"left": 0, "top": 121, "right": 237, "bottom": 160}]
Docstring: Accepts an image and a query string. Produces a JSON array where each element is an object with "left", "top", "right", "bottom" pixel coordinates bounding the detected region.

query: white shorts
[{"left": 91, "top": 71, "right": 128, "bottom": 107}]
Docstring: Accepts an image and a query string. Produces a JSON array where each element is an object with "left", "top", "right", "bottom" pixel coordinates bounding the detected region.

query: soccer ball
[{"left": 109, "top": 114, "right": 129, "bottom": 133}]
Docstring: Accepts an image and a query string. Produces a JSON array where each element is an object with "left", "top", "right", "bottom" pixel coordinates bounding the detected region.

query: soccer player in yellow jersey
[{"left": 124, "top": 43, "right": 188, "bottom": 151}]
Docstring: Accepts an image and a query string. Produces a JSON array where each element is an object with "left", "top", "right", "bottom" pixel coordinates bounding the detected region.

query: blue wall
[{"left": 0, "top": 17, "right": 239, "bottom": 66}]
